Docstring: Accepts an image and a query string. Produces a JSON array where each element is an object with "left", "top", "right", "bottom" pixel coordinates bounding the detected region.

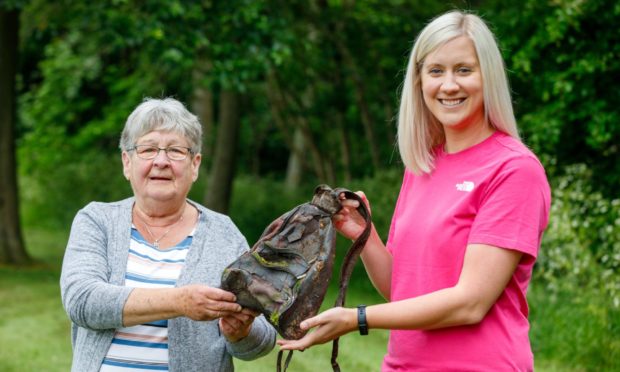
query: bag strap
[
  {"left": 276, "top": 188, "right": 371, "bottom": 372},
  {"left": 277, "top": 350, "right": 294, "bottom": 372},
  {"left": 330, "top": 188, "right": 372, "bottom": 371}
]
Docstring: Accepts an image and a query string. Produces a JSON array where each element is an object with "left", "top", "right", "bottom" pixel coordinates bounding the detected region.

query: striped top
[{"left": 100, "top": 226, "right": 193, "bottom": 371}]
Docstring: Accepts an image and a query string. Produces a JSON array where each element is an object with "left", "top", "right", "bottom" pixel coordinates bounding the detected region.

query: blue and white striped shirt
[{"left": 100, "top": 227, "right": 192, "bottom": 371}]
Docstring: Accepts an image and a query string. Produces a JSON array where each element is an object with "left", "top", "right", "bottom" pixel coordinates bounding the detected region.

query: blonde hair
[{"left": 397, "top": 10, "right": 519, "bottom": 174}]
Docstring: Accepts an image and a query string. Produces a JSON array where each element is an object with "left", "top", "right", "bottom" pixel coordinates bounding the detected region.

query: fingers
[
  {"left": 339, "top": 191, "right": 370, "bottom": 212},
  {"left": 200, "top": 286, "right": 241, "bottom": 310},
  {"left": 241, "top": 308, "right": 260, "bottom": 317},
  {"left": 299, "top": 314, "right": 321, "bottom": 330},
  {"left": 333, "top": 192, "right": 368, "bottom": 240},
  {"left": 277, "top": 307, "right": 355, "bottom": 351},
  {"left": 220, "top": 309, "right": 256, "bottom": 342},
  {"left": 220, "top": 316, "right": 244, "bottom": 331},
  {"left": 222, "top": 309, "right": 256, "bottom": 323},
  {"left": 179, "top": 285, "right": 242, "bottom": 321},
  {"left": 276, "top": 314, "right": 324, "bottom": 351},
  {"left": 277, "top": 336, "right": 313, "bottom": 351},
  {"left": 338, "top": 193, "right": 360, "bottom": 209},
  {"left": 204, "top": 286, "right": 238, "bottom": 302}
]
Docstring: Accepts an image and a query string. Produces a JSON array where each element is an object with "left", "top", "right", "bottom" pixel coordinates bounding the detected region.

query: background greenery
[{"left": 1, "top": 0, "right": 618, "bottom": 370}]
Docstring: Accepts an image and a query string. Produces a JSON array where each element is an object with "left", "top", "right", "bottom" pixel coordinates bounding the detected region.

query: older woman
[{"left": 60, "top": 98, "right": 275, "bottom": 371}]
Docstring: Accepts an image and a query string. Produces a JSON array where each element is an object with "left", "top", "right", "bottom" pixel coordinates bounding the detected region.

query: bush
[
  {"left": 532, "top": 163, "right": 620, "bottom": 370},
  {"left": 228, "top": 170, "right": 403, "bottom": 294},
  {"left": 19, "top": 152, "right": 131, "bottom": 229},
  {"left": 537, "top": 164, "right": 620, "bottom": 308}
]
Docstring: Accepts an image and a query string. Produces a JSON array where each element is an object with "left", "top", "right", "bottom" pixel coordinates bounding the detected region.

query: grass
[
  {"left": 1, "top": 227, "right": 616, "bottom": 371},
  {"left": 0, "top": 229, "right": 71, "bottom": 372},
  {"left": 236, "top": 287, "right": 389, "bottom": 372},
  {"left": 528, "top": 284, "right": 620, "bottom": 371},
  {"left": 0, "top": 227, "right": 386, "bottom": 372}
]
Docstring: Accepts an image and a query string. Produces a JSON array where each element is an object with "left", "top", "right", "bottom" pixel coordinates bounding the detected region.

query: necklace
[{"left": 135, "top": 203, "right": 186, "bottom": 249}]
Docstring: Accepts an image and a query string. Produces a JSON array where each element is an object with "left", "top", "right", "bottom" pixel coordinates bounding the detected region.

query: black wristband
[{"left": 357, "top": 305, "right": 369, "bottom": 335}]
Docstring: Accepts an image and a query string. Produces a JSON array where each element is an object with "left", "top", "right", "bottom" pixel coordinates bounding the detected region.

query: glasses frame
[{"left": 128, "top": 144, "right": 194, "bottom": 161}]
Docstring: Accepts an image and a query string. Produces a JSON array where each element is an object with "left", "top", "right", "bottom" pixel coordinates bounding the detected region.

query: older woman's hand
[
  {"left": 219, "top": 308, "right": 259, "bottom": 342},
  {"left": 178, "top": 284, "right": 242, "bottom": 321}
]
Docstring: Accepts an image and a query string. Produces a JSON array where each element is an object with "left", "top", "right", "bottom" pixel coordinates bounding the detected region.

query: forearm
[
  {"left": 367, "top": 286, "right": 483, "bottom": 331},
  {"left": 360, "top": 225, "right": 393, "bottom": 299},
  {"left": 366, "top": 243, "right": 521, "bottom": 331},
  {"left": 122, "top": 287, "right": 184, "bottom": 326}
]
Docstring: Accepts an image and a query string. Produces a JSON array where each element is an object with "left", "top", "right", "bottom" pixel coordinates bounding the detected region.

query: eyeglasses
[{"left": 128, "top": 145, "right": 193, "bottom": 161}]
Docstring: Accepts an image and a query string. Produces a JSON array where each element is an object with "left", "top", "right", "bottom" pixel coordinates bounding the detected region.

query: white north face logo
[{"left": 456, "top": 181, "right": 475, "bottom": 192}]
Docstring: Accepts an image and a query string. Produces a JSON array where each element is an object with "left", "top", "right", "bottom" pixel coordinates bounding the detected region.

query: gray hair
[
  {"left": 397, "top": 10, "right": 519, "bottom": 175},
  {"left": 119, "top": 98, "right": 203, "bottom": 154}
]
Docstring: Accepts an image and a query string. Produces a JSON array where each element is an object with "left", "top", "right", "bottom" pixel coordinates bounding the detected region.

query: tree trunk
[
  {"left": 191, "top": 61, "right": 214, "bottom": 172},
  {"left": 336, "top": 111, "right": 352, "bottom": 183},
  {"left": 0, "top": 9, "right": 29, "bottom": 264},
  {"left": 203, "top": 90, "right": 240, "bottom": 214},
  {"left": 336, "top": 40, "right": 381, "bottom": 172},
  {"left": 266, "top": 69, "right": 325, "bottom": 182},
  {"left": 285, "top": 127, "right": 305, "bottom": 190}
]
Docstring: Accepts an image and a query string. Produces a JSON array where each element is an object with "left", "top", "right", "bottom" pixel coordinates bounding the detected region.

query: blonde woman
[{"left": 278, "top": 10, "right": 550, "bottom": 371}]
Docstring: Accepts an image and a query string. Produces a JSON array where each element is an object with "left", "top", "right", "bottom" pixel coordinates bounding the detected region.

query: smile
[{"left": 439, "top": 98, "right": 466, "bottom": 106}]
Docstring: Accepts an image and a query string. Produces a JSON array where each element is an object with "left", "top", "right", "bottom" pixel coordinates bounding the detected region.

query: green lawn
[
  {"left": 0, "top": 228, "right": 612, "bottom": 371},
  {"left": 0, "top": 229, "right": 71, "bottom": 372},
  {"left": 0, "top": 228, "right": 386, "bottom": 371}
]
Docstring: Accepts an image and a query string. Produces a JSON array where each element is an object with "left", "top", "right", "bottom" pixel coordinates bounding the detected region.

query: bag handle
[
  {"left": 330, "top": 188, "right": 372, "bottom": 372},
  {"left": 277, "top": 188, "right": 372, "bottom": 372}
]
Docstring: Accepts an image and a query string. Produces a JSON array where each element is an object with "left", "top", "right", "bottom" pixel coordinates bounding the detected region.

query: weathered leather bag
[{"left": 221, "top": 184, "right": 371, "bottom": 371}]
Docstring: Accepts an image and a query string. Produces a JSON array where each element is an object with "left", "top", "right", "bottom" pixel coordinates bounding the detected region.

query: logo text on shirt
[{"left": 456, "top": 181, "right": 475, "bottom": 192}]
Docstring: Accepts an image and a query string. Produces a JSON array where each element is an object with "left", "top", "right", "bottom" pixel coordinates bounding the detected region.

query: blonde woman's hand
[
  {"left": 333, "top": 191, "right": 371, "bottom": 241},
  {"left": 276, "top": 307, "right": 357, "bottom": 351}
]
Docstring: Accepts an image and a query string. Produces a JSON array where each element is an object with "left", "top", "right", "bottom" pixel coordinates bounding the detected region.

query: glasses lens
[
  {"left": 166, "top": 147, "right": 189, "bottom": 160},
  {"left": 135, "top": 145, "right": 158, "bottom": 159}
]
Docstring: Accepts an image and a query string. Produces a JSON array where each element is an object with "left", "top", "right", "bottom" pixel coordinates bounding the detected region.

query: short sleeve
[{"left": 468, "top": 156, "right": 551, "bottom": 258}]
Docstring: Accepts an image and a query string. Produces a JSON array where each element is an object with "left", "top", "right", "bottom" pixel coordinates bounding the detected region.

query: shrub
[{"left": 537, "top": 163, "right": 620, "bottom": 308}]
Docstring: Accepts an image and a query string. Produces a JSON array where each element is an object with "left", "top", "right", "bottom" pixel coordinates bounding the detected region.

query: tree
[
  {"left": 486, "top": 0, "right": 620, "bottom": 196},
  {"left": 204, "top": 90, "right": 240, "bottom": 214},
  {"left": 0, "top": 6, "right": 29, "bottom": 264}
]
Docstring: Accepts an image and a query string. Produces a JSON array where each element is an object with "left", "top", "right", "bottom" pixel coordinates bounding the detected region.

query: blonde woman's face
[{"left": 420, "top": 36, "right": 485, "bottom": 133}]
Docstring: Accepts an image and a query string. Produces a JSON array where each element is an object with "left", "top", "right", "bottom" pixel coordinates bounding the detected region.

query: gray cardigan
[{"left": 60, "top": 198, "right": 276, "bottom": 371}]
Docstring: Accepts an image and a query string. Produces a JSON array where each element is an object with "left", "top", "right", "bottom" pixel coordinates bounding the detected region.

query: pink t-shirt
[{"left": 382, "top": 132, "right": 551, "bottom": 371}]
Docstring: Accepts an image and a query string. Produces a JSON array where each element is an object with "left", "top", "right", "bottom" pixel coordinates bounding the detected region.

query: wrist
[
  {"left": 357, "top": 305, "right": 369, "bottom": 335},
  {"left": 173, "top": 287, "right": 187, "bottom": 317}
]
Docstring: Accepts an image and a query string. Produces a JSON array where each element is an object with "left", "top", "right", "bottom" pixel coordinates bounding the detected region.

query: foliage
[
  {"left": 229, "top": 168, "right": 402, "bottom": 245},
  {"left": 15, "top": 0, "right": 620, "bottom": 204},
  {"left": 531, "top": 162, "right": 620, "bottom": 369},
  {"left": 0, "top": 0, "right": 28, "bottom": 10},
  {"left": 536, "top": 164, "right": 620, "bottom": 308},
  {"left": 8, "top": 1, "right": 620, "bottom": 368},
  {"left": 18, "top": 153, "right": 130, "bottom": 229},
  {"left": 16, "top": 0, "right": 289, "bottom": 177},
  {"left": 486, "top": 0, "right": 620, "bottom": 197}
]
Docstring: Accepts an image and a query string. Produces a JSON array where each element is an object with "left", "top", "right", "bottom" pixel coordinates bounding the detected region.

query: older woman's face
[
  {"left": 420, "top": 36, "right": 485, "bottom": 133},
  {"left": 122, "top": 130, "right": 201, "bottom": 204}
]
